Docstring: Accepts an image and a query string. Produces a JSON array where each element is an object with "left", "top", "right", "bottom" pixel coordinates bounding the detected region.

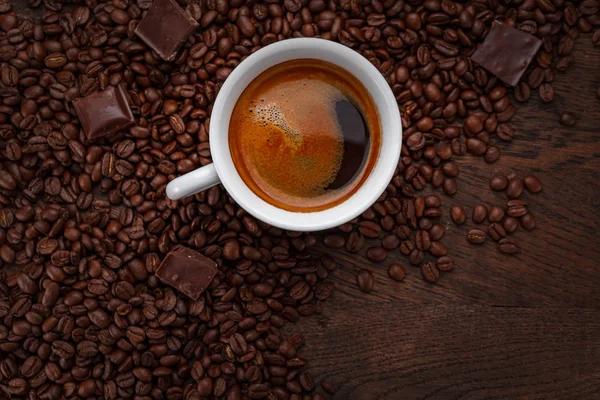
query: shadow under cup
[{"left": 228, "top": 59, "right": 382, "bottom": 213}]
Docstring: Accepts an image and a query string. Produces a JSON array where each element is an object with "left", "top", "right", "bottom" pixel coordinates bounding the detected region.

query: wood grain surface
[{"left": 298, "top": 37, "right": 600, "bottom": 398}]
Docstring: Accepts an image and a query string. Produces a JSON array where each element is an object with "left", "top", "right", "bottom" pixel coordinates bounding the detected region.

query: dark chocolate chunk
[
  {"left": 134, "top": 0, "right": 199, "bottom": 61},
  {"left": 73, "top": 85, "right": 135, "bottom": 141},
  {"left": 156, "top": 245, "right": 218, "bottom": 300},
  {"left": 471, "top": 21, "right": 542, "bottom": 86}
]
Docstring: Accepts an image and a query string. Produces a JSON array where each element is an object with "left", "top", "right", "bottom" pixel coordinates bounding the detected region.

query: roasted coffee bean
[
  {"left": 466, "top": 138, "right": 486, "bottom": 155},
  {"left": 539, "top": 84, "right": 555, "bottom": 103},
  {"left": 523, "top": 175, "right": 543, "bottom": 193},
  {"left": 443, "top": 179, "right": 457, "bottom": 196},
  {"left": 429, "top": 242, "right": 447, "bottom": 257},
  {"left": 498, "top": 238, "right": 519, "bottom": 254},
  {"left": 503, "top": 217, "right": 519, "bottom": 233},
  {"left": 436, "top": 256, "right": 454, "bottom": 272},
  {"left": 387, "top": 264, "right": 406, "bottom": 282},
  {"left": 421, "top": 262, "right": 440, "bottom": 283},
  {"left": 514, "top": 82, "right": 531, "bottom": 102},
  {"left": 415, "top": 230, "right": 431, "bottom": 251},
  {"left": 450, "top": 206, "right": 466, "bottom": 225},
  {"left": 358, "top": 221, "right": 382, "bottom": 238},
  {"left": 484, "top": 146, "right": 500, "bottom": 163},
  {"left": 429, "top": 224, "right": 445, "bottom": 241},
  {"left": 507, "top": 200, "right": 528, "bottom": 217},
  {"left": 382, "top": 234, "right": 400, "bottom": 250},
  {"left": 488, "top": 206, "right": 505, "bottom": 223},
  {"left": 467, "top": 229, "right": 486, "bottom": 244},
  {"left": 559, "top": 113, "right": 576, "bottom": 126},
  {"left": 521, "top": 214, "right": 537, "bottom": 230},
  {"left": 506, "top": 178, "right": 524, "bottom": 199},
  {"left": 488, "top": 223, "right": 506, "bottom": 241},
  {"left": 496, "top": 124, "right": 516, "bottom": 141},
  {"left": 366, "top": 246, "right": 387, "bottom": 262},
  {"left": 472, "top": 205, "right": 488, "bottom": 224},
  {"left": 490, "top": 175, "right": 508, "bottom": 191},
  {"left": 442, "top": 162, "right": 459, "bottom": 177},
  {"left": 356, "top": 269, "right": 374, "bottom": 293},
  {"left": 323, "top": 234, "right": 345, "bottom": 249},
  {"left": 346, "top": 231, "right": 365, "bottom": 253}
]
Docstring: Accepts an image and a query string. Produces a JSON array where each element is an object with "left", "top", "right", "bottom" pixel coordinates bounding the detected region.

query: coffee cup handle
[{"left": 166, "top": 164, "right": 220, "bottom": 200}]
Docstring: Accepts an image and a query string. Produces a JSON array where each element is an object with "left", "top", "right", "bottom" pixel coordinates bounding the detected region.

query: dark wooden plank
[
  {"left": 312, "top": 38, "right": 600, "bottom": 308},
  {"left": 297, "top": 303, "right": 600, "bottom": 400}
]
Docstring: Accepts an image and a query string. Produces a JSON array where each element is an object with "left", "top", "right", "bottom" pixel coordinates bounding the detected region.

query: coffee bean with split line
[
  {"left": 498, "top": 238, "right": 519, "bottom": 254},
  {"left": 421, "top": 262, "right": 440, "bottom": 283},
  {"left": 467, "top": 229, "right": 486, "bottom": 244}
]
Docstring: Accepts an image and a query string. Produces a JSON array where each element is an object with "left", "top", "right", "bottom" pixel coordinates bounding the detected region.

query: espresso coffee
[{"left": 229, "top": 59, "right": 381, "bottom": 212}]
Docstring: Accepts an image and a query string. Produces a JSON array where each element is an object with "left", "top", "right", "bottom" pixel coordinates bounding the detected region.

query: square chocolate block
[
  {"left": 134, "top": 0, "right": 199, "bottom": 61},
  {"left": 156, "top": 246, "right": 218, "bottom": 300},
  {"left": 471, "top": 21, "right": 542, "bottom": 87},
  {"left": 73, "top": 85, "right": 135, "bottom": 141}
]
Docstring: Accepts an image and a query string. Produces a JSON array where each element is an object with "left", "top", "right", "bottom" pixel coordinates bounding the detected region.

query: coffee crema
[{"left": 229, "top": 59, "right": 381, "bottom": 212}]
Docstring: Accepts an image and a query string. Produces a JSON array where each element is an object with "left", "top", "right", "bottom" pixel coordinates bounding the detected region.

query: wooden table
[{"left": 301, "top": 39, "right": 600, "bottom": 398}]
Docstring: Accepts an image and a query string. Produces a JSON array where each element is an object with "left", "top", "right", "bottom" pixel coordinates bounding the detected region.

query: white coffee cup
[{"left": 166, "top": 38, "right": 401, "bottom": 231}]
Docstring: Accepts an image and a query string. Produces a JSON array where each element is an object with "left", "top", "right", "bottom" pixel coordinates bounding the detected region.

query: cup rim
[{"left": 209, "top": 38, "right": 401, "bottom": 231}]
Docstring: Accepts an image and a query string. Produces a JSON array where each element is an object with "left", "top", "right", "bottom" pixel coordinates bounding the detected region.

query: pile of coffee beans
[
  {"left": 450, "top": 173, "right": 542, "bottom": 254},
  {"left": 0, "top": 0, "right": 598, "bottom": 399}
]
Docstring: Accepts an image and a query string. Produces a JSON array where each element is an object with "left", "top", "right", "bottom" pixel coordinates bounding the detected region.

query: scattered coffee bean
[
  {"left": 436, "top": 256, "right": 454, "bottom": 272},
  {"left": 324, "top": 234, "right": 346, "bottom": 248},
  {"left": 507, "top": 200, "right": 528, "bottom": 217},
  {"left": 356, "top": 270, "right": 375, "bottom": 293},
  {"left": 430, "top": 242, "right": 448, "bottom": 257},
  {"left": 539, "top": 83, "right": 555, "bottom": 103},
  {"left": 366, "top": 247, "right": 387, "bottom": 263},
  {"left": 503, "top": 217, "right": 520, "bottom": 233},
  {"left": 429, "top": 224, "right": 445, "bottom": 241},
  {"left": 488, "top": 223, "right": 507, "bottom": 241},
  {"left": 467, "top": 138, "right": 487, "bottom": 155},
  {"left": 521, "top": 214, "right": 537, "bottom": 230},
  {"left": 523, "top": 175, "right": 543, "bottom": 193},
  {"left": 472, "top": 205, "right": 489, "bottom": 224},
  {"left": 488, "top": 206, "right": 505, "bottom": 223},
  {"left": 421, "top": 262, "right": 440, "bottom": 283},
  {"left": 506, "top": 178, "right": 524, "bottom": 199},
  {"left": 387, "top": 264, "right": 406, "bottom": 282},
  {"left": 443, "top": 179, "right": 457, "bottom": 196},
  {"left": 451, "top": 206, "right": 466, "bottom": 225},
  {"left": 484, "top": 146, "right": 501, "bottom": 163},
  {"left": 490, "top": 175, "right": 509, "bottom": 191},
  {"left": 496, "top": 124, "right": 516, "bottom": 141},
  {"left": 322, "top": 382, "right": 335, "bottom": 394},
  {"left": 467, "top": 229, "right": 487, "bottom": 244},
  {"left": 559, "top": 113, "right": 576, "bottom": 126},
  {"left": 498, "top": 238, "right": 519, "bottom": 254}
]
